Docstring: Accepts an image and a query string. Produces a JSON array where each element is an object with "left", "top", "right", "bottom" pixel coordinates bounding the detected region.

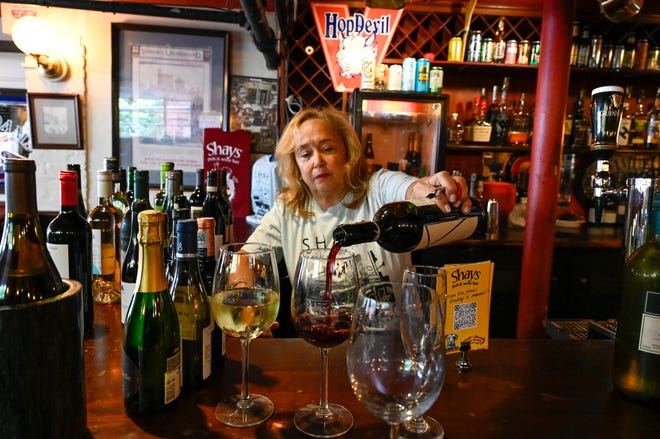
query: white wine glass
[
  {"left": 211, "top": 242, "right": 280, "bottom": 427},
  {"left": 291, "top": 247, "right": 359, "bottom": 437},
  {"left": 400, "top": 265, "right": 447, "bottom": 439},
  {"left": 347, "top": 280, "right": 446, "bottom": 439}
]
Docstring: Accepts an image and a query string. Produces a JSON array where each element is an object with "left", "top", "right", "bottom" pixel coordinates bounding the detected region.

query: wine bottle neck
[
  {"left": 5, "top": 164, "right": 38, "bottom": 216},
  {"left": 333, "top": 221, "right": 380, "bottom": 247}
]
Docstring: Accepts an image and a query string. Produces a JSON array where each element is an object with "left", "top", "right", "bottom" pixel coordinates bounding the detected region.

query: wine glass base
[
  {"left": 215, "top": 394, "right": 274, "bottom": 428},
  {"left": 293, "top": 403, "right": 354, "bottom": 438},
  {"left": 399, "top": 416, "right": 444, "bottom": 439}
]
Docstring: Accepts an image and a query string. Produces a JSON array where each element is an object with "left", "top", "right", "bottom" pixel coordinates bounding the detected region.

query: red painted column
[{"left": 516, "top": 0, "right": 573, "bottom": 338}]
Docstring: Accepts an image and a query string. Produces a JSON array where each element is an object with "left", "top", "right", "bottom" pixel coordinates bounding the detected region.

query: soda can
[
  {"left": 530, "top": 40, "right": 541, "bottom": 65},
  {"left": 448, "top": 36, "right": 463, "bottom": 61},
  {"left": 517, "top": 40, "right": 530, "bottom": 64},
  {"left": 401, "top": 58, "right": 416, "bottom": 91},
  {"left": 415, "top": 58, "right": 430, "bottom": 92},
  {"left": 429, "top": 66, "right": 443, "bottom": 93},
  {"left": 505, "top": 39, "right": 518, "bottom": 64},
  {"left": 388, "top": 64, "right": 402, "bottom": 90},
  {"left": 481, "top": 37, "right": 494, "bottom": 63},
  {"left": 466, "top": 30, "right": 483, "bottom": 62}
]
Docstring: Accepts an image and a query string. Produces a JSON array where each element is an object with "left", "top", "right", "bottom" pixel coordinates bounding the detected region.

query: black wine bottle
[
  {"left": 200, "top": 169, "right": 226, "bottom": 250},
  {"left": 46, "top": 170, "right": 94, "bottom": 333},
  {"left": 121, "top": 170, "right": 152, "bottom": 324},
  {"left": 189, "top": 168, "right": 206, "bottom": 220},
  {"left": 123, "top": 210, "right": 181, "bottom": 415},
  {"left": 612, "top": 185, "right": 660, "bottom": 403},
  {"left": 333, "top": 197, "right": 485, "bottom": 253},
  {"left": 219, "top": 170, "right": 234, "bottom": 243},
  {"left": 67, "top": 163, "right": 88, "bottom": 219},
  {"left": 169, "top": 219, "right": 213, "bottom": 390}
]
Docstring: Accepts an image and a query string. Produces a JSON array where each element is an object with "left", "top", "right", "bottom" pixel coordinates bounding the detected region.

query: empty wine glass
[
  {"left": 401, "top": 265, "right": 447, "bottom": 439},
  {"left": 291, "top": 247, "right": 359, "bottom": 437},
  {"left": 211, "top": 242, "right": 280, "bottom": 427},
  {"left": 347, "top": 280, "right": 446, "bottom": 439}
]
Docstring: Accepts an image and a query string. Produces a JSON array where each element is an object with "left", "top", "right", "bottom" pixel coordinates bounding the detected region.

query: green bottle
[
  {"left": 613, "top": 181, "right": 660, "bottom": 403},
  {"left": 123, "top": 210, "right": 181, "bottom": 415},
  {"left": 169, "top": 219, "right": 213, "bottom": 391},
  {"left": 154, "top": 162, "right": 174, "bottom": 212}
]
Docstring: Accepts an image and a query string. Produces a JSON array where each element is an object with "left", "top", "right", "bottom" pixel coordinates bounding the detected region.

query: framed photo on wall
[
  {"left": 27, "top": 93, "right": 82, "bottom": 149},
  {"left": 111, "top": 23, "right": 230, "bottom": 187},
  {"left": 229, "top": 76, "right": 278, "bottom": 154}
]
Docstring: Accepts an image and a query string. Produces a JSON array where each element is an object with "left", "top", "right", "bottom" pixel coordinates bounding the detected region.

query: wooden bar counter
[{"left": 84, "top": 304, "right": 657, "bottom": 438}]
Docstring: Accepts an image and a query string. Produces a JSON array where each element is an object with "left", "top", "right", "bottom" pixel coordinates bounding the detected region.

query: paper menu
[{"left": 443, "top": 261, "right": 494, "bottom": 353}]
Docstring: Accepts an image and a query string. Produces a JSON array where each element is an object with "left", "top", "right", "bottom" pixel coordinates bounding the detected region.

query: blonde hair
[{"left": 275, "top": 107, "right": 370, "bottom": 217}]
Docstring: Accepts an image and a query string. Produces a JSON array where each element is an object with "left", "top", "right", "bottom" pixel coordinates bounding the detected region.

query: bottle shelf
[{"left": 447, "top": 144, "right": 530, "bottom": 153}]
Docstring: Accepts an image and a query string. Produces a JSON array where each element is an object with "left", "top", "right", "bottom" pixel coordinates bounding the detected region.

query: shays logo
[{"left": 311, "top": 3, "right": 403, "bottom": 92}]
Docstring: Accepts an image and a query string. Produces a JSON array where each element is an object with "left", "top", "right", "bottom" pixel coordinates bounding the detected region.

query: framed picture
[
  {"left": 229, "top": 76, "right": 278, "bottom": 153},
  {"left": 27, "top": 93, "right": 81, "bottom": 149},
  {"left": 111, "top": 24, "right": 230, "bottom": 188}
]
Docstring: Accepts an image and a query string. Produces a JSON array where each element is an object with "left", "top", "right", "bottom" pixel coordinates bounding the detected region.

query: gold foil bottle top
[{"left": 138, "top": 210, "right": 166, "bottom": 245}]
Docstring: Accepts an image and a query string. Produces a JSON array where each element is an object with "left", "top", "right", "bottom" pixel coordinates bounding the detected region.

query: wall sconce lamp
[{"left": 11, "top": 16, "right": 69, "bottom": 81}]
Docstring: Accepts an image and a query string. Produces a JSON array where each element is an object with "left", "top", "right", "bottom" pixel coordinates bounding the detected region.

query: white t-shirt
[{"left": 247, "top": 168, "right": 418, "bottom": 284}]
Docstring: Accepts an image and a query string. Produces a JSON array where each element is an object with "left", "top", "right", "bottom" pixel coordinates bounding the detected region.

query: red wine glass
[{"left": 291, "top": 247, "right": 359, "bottom": 437}]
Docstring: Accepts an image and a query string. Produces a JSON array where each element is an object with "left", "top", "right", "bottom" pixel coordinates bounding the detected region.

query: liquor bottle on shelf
[
  {"left": 333, "top": 197, "right": 485, "bottom": 253},
  {"left": 169, "top": 219, "right": 213, "bottom": 391},
  {"left": 219, "top": 170, "right": 234, "bottom": 243},
  {"left": 123, "top": 210, "right": 181, "bottom": 415},
  {"left": 67, "top": 163, "right": 88, "bottom": 219},
  {"left": 88, "top": 170, "right": 121, "bottom": 304},
  {"left": 492, "top": 77, "right": 510, "bottom": 146},
  {"left": 46, "top": 170, "right": 94, "bottom": 333},
  {"left": 507, "top": 92, "right": 531, "bottom": 146},
  {"left": 577, "top": 24, "right": 591, "bottom": 67},
  {"left": 569, "top": 21, "right": 581, "bottom": 67},
  {"left": 622, "top": 34, "right": 637, "bottom": 70},
  {"left": 189, "top": 168, "right": 206, "bottom": 220},
  {"left": 630, "top": 89, "right": 649, "bottom": 148},
  {"left": 363, "top": 133, "right": 375, "bottom": 174},
  {"left": 486, "top": 84, "right": 499, "bottom": 124},
  {"left": 618, "top": 85, "right": 634, "bottom": 148},
  {"left": 493, "top": 17, "right": 506, "bottom": 64},
  {"left": 566, "top": 89, "right": 588, "bottom": 149},
  {"left": 447, "top": 113, "right": 465, "bottom": 145},
  {"left": 644, "top": 86, "right": 660, "bottom": 150},
  {"left": 612, "top": 184, "right": 660, "bottom": 403},
  {"left": 405, "top": 132, "right": 422, "bottom": 176},
  {"left": 121, "top": 170, "right": 153, "bottom": 323},
  {"left": 154, "top": 162, "right": 174, "bottom": 212},
  {"left": 471, "top": 87, "right": 492, "bottom": 143},
  {"left": 200, "top": 169, "right": 226, "bottom": 250}
]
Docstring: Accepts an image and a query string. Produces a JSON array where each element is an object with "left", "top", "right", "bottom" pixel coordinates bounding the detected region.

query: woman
[{"left": 247, "top": 106, "right": 471, "bottom": 286}]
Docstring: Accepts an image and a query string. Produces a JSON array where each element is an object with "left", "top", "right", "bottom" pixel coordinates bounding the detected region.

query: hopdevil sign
[{"left": 310, "top": 3, "right": 403, "bottom": 92}]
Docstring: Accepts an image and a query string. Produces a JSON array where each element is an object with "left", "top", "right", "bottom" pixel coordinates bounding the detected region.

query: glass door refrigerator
[{"left": 350, "top": 90, "right": 449, "bottom": 177}]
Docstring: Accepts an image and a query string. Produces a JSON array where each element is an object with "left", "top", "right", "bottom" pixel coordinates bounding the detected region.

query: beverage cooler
[{"left": 350, "top": 90, "right": 449, "bottom": 176}]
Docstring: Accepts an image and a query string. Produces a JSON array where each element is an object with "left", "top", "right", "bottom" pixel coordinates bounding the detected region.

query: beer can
[
  {"left": 466, "top": 30, "right": 483, "bottom": 62},
  {"left": 448, "top": 36, "right": 463, "bottom": 62},
  {"left": 612, "top": 45, "right": 625, "bottom": 69},
  {"left": 360, "top": 55, "right": 375, "bottom": 89},
  {"left": 635, "top": 38, "right": 649, "bottom": 70},
  {"left": 415, "top": 58, "right": 430, "bottom": 92},
  {"left": 529, "top": 40, "right": 541, "bottom": 65},
  {"left": 517, "top": 40, "right": 530, "bottom": 64},
  {"left": 401, "top": 57, "right": 416, "bottom": 91},
  {"left": 647, "top": 46, "right": 660, "bottom": 70},
  {"left": 388, "top": 64, "right": 402, "bottom": 90},
  {"left": 429, "top": 66, "right": 443, "bottom": 93},
  {"left": 505, "top": 39, "right": 518, "bottom": 64},
  {"left": 481, "top": 37, "right": 494, "bottom": 63}
]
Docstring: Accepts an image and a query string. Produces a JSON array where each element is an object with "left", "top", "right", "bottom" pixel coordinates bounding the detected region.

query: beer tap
[{"left": 589, "top": 85, "right": 625, "bottom": 225}]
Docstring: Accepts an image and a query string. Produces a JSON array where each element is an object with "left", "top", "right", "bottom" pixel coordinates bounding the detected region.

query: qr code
[{"left": 453, "top": 301, "right": 477, "bottom": 331}]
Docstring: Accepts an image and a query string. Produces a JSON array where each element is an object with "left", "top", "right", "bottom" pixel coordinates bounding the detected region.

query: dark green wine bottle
[
  {"left": 200, "top": 169, "right": 226, "bottom": 249},
  {"left": 169, "top": 219, "right": 213, "bottom": 390},
  {"left": 189, "top": 168, "right": 206, "bottom": 219},
  {"left": 613, "top": 183, "right": 660, "bottom": 403},
  {"left": 123, "top": 210, "right": 181, "bottom": 415}
]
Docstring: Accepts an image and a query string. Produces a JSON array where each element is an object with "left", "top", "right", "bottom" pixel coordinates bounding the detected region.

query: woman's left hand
[{"left": 408, "top": 170, "right": 472, "bottom": 214}]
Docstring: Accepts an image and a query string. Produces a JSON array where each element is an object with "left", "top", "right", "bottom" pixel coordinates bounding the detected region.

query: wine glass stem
[
  {"left": 318, "top": 347, "right": 330, "bottom": 414},
  {"left": 389, "top": 423, "right": 400, "bottom": 439},
  {"left": 239, "top": 338, "right": 251, "bottom": 403}
]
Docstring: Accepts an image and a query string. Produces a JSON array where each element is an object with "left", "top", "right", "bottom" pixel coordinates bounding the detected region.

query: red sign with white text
[{"left": 311, "top": 3, "right": 403, "bottom": 92}]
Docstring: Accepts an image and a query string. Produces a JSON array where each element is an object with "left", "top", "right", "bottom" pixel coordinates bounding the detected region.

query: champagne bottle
[
  {"left": 123, "top": 210, "right": 181, "bottom": 415},
  {"left": 0, "top": 157, "right": 67, "bottom": 304},
  {"left": 189, "top": 168, "right": 206, "bottom": 219},
  {"left": 46, "top": 170, "right": 94, "bottom": 333},
  {"left": 200, "top": 169, "right": 226, "bottom": 250},
  {"left": 121, "top": 170, "right": 153, "bottom": 324},
  {"left": 219, "top": 170, "right": 234, "bottom": 243},
  {"left": 612, "top": 184, "right": 660, "bottom": 403},
  {"left": 67, "top": 163, "right": 88, "bottom": 219},
  {"left": 88, "top": 170, "right": 121, "bottom": 304},
  {"left": 169, "top": 219, "right": 213, "bottom": 390},
  {"left": 154, "top": 162, "right": 174, "bottom": 212},
  {"left": 333, "top": 197, "right": 485, "bottom": 253}
]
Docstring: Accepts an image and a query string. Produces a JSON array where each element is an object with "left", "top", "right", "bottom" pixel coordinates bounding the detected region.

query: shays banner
[{"left": 310, "top": 3, "right": 403, "bottom": 92}]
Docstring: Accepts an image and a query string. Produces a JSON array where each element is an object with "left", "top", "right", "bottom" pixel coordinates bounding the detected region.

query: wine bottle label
[
  {"left": 164, "top": 349, "right": 181, "bottom": 404},
  {"left": 47, "top": 243, "right": 70, "bottom": 278},
  {"left": 174, "top": 302, "right": 198, "bottom": 340},
  {"left": 639, "top": 291, "right": 660, "bottom": 355},
  {"left": 121, "top": 281, "right": 136, "bottom": 324},
  {"left": 472, "top": 125, "right": 492, "bottom": 142},
  {"left": 618, "top": 118, "right": 631, "bottom": 146},
  {"left": 415, "top": 216, "right": 480, "bottom": 250},
  {"left": 203, "top": 322, "right": 212, "bottom": 379}
]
